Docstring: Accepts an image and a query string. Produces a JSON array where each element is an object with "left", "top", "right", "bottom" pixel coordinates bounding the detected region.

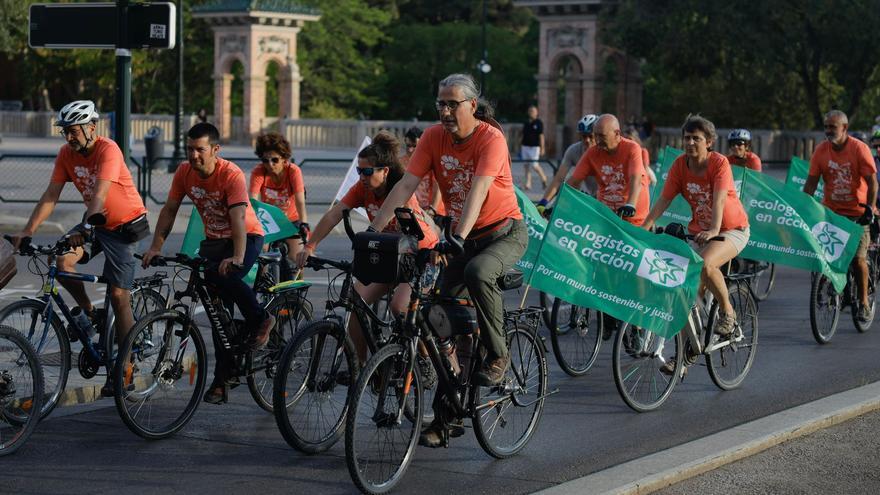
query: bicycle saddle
[{"left": 257, "top": 251, "right": 282, "bottom": 264}]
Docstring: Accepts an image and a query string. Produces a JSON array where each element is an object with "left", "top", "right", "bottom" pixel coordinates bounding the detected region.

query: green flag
[
  {"left": 785, "top": 156, "right": 823, "bottom": 200},
  {"left": 529, "top": 184, "right": 703, "bottom": 337},
  {"left": 651, "top": 146, "right": 692, "bottom": 228},
  {"left": 738, "top": 168, "right": 861, "bottom": 291},
  {"left": 514, "top": 186, "right": 547, "bottom": 273}
]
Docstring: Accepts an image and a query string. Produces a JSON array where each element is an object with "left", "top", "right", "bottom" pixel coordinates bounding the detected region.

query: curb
[{"left": 535, "top": 381, "right": 880, "bottom": 495}]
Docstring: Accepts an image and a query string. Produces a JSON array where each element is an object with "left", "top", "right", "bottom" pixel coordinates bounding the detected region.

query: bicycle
[
  {"left": 547, "top": 299, "right": 604, "bottom": 376},
  {"left": 0, "top": 235, "right": 167, "bottom": 418},
  {"left": 810, "top": 250, "right": 878, "bottom": 344},
  {"left": 272, "top": 209, "right": 404, "bottom": 454},
  {"left": 114, "top": 250, "right": 312, "bottom": 439},
  {"left": 0, "top": 325, "right": 44, "bottom": 456},
  {"left": 345, "top": 214, "right": 551, "bottom": 494},
  {"left": 612, "top": 225, "right": 759, "bottom": 412}
]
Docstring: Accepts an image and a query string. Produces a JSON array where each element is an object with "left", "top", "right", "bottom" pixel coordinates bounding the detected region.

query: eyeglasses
[
  {"left": 59, "top": 127, "right": 83, "bottom": 138},
  {"left": 356, "top": 166, "right": 387, "bottom": 176},
  {"left": 729, "top": 141, "right": 747, "bottom": 147},
  {"left": 435, "top": 99, "right": 469, "bottom": 111},
  {"left": 260, "top": 156, "right": 283, "bottom": 164}
]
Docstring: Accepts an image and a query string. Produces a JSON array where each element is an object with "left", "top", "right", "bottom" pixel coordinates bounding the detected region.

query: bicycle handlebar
[
  {"left": 304, "top": 255, "right": 351, "bottom": 273},
  {"left": 135, "top": 253, "right": 243, "bottom": 272},
  {"left": 4, "top": 234, "right": 73, "bottom": 257}
]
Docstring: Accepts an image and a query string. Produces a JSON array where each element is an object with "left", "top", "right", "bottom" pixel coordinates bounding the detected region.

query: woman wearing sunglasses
[
  {"left": 249, "top": 132, "right": 308, "bottom": 275},
  {"left": 296, "top": 131, "right": 438, "bottom": 364}
]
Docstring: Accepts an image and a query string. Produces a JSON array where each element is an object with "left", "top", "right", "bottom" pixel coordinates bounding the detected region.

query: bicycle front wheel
[
  {"left": 706, "top": 283, "right": 759, "bottom": 390},
  {"left": 549, "top": 300, "right": 601, "bottom": 376},
  {"left": 273, "top": 319, "right": 355, "bottom": 454},
  {"left": 247, "top": 290, "right": 313, "bottom": 412},
  {"left": 346, "top": 343, "right": 422, "bottom": 495},
  {"left": 612, "top": 323, "right": 682, "bottom": 412},
  {"left": 853, "top": 255, "right": 877, "bottom": 333},
  {"left": 114, "top": 310, "right": 207, "bottom": 440},
  {"left": 810, "top": 273, "right": 841, "bottom": 344},
  {"left": 0, "top": 299, "right": 69, "bottom": 419},
  {"left": 0, "top": 326, "right": 44, "bottom": 456},
  {"left": 474, "top": 324, "right": 548, "bottom": 459}
]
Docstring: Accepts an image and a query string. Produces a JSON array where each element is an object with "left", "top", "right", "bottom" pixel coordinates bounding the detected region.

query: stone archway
[
  {"left": 516, "top": 1, "right": 643, "bottom": 156},
  {"left": 193, "top": 2, "right": 320, "bottom": 142}
]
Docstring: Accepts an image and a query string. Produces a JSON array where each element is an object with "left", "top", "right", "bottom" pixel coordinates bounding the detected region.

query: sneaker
[
  {"left": 659, "top": 358, "right": 688, "bottom": 377},
  {"left": 474, "top": 355, "right": 509, "bottom": 387},
  {"left": 418, "top": 419, "right": 465, "bottom": 448},
  {"left": 714, "top": 313, "right": 736, "bottom": 336},
  {"left": 857, "top": 305, "right": 873, "bottom": 323},
  {"left": 416, "top": 355, "right": 437, "bottom": 390},
  {"left": 100, "top": 380, "right": 115, "bottom": 398},
  {"left": 249, "top": 314, "right": 276, "bottom": 350}
]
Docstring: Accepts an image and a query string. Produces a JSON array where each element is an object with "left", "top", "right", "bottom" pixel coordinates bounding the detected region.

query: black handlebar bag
[{"left": 352, "top": 232, "right": 417, "bottom": 285}]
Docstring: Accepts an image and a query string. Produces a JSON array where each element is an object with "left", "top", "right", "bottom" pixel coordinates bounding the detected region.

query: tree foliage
[{"left": 602, "top": 0, "right": 880, "bottom": 129}]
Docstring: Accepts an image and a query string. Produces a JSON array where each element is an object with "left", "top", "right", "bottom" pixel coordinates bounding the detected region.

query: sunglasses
[
  {"left": 729, "top": 141, "right": 747, "bottom": 146},
  {"left": 260, "top": 156, "right": 283, "bottom": 164},
  {"left": 356, "top": 166, "right": 387, "bottom": 176},
  {"left": 435, "top": 99, "right": 469, "bottom": 111}
]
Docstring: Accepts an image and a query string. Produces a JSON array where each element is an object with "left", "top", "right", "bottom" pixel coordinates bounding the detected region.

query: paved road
[{"left": 2, "top": 231, "right": 880, "bottom": 494}]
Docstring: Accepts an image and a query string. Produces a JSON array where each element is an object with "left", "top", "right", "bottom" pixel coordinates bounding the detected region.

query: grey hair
[
  {"left": 824, "top": 109, "right": 848, "bottom": 124},
  {"left": 438, "top": 73, "right": 480, "bottom": 100},
  {"left": 681, "top": 113, "right": 717, "bottom": 144}
]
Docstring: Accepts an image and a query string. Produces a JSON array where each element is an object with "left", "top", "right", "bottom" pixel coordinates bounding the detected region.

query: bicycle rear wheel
[
  {"left": 612, "top": 323, "right": 682, "bottom": 412},
  {"left": 810, "top": 273, "right": 841, "bottom": 344},
  {"left": 549, "top": 300, "right": 601, "bottom": 376},
  {"left": 114, "top": 310, "right": 207, "bottom": 440},
  {"left": 706, "top": 283, "right": 759, "bottom": 390},
  {"left": 0, "top": 299, "right": 69, "bottom": 419},
  {"left": 131, "top": 287, "right": 166, "bottom": 318},
  {"left": 750, "top": 262, "right": 776, "bottom": 302},
  {"left": 247, "top": 290, "right": 313, "bottom": 412},
  {"left": 273, "top": 319, "right": 355, "bottom": 454},
  {"left": 473, "top": 324, "right": 548, "bottom": 459},
  {"left": 346, "top": 343, "right": 422, "bottom": 495},
  {"left": 852, "top": 254, "right": 877, "bottom": 333},
  {"left": 0, "top": 326, "right": 44, "bottom": 456}
]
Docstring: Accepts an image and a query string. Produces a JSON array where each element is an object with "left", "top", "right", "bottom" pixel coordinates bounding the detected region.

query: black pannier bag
[
  {"left": 352, "top": 231, "right": 418, "bottom": 284},
  {"left": 421, "top": 301, "right": 478, "bottom": 339}
]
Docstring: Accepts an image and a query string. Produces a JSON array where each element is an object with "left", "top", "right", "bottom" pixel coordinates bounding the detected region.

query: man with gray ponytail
[{"left": 370, "top": 73, "right": 527, "bottom": 447}]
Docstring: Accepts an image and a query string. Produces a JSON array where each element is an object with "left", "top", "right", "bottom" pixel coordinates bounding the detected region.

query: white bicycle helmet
[
  {"left": 577, "top": 114, "right": 599, "bottom": 134},
  {"left": 55, "top": 100, "right": 99, "bottom": 127},
  {"left": 727, "top": 128, "right": 751, "bottom": 142}
]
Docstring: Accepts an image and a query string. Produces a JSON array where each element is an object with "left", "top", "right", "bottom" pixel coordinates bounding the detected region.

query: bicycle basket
[{"left": 352, "top": 231, "right": 417, "bottom": 285}]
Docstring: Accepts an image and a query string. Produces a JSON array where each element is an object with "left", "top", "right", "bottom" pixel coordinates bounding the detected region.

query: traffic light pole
[{"left": 114, "top": 0, "right": 132, "bottom": 163}]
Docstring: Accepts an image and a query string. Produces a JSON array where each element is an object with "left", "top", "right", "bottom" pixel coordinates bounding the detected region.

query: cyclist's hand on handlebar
[
  {"left": 218, "top": 256, "right": 244, "bottom": 276},
  {"left": 616, "top": 204, "right": 636, "bottom": 218},
  {"left": 296, "top": 243, "right": 315, "bottom": 268},
  {"left": 141, "top": 247, "right": 162, "bottom": 269},
  {"left": 693, "top": 228, "right": 720, "bottom": 246},
  {"left": 6, "top": 232, "right": 30, "bottom": 252}
]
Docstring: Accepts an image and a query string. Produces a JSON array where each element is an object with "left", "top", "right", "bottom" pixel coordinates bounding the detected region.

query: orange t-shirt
[
  {"left": 727, "top": 151, "right": 762, "bottom": 172},
  {"left": 249, "top": 162, "right": 305, "bottom": 222},
  {"left": 50, "top": 136, "right": 147, "bottom": 230},
  {"left": 407, "top": 122, "right": 522, "bottom": 233},
  {"left": 661, "top": 152, "right": 749, "bottom": 234},
  {"left": 169, "top": 158, "right": 264, "bottom": 239},
  {"left": 570, "top": 138, "right": 650, "bottom": 226},
  {"left": 340, "top": 181, "right": 439, "bottom": 250},
  {"left": 809, "top": 138, "right": 877, "bottom": 217}
]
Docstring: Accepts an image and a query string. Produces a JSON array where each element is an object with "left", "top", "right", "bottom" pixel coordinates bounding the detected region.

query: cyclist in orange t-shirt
[
  {"left": 142, "top": 123, "right": 272, "bottom": 405},
  {"left": 249, "top": 132, "right": 308, "bottom": 277},
  {"left": 404, "top": 126, "right": 445, "bottom": 217},
  {"left": 296, "top": 131, "right": 438, "bottom": 365},
  {"left": 10, "top": 100, "right": 150, "bottom": 398},
  {"left": 567, "top": 114, "right": 650, "bottom": 226},
  {"left": 370, "top": 74, "right": 527, "bottom": 447},
  {"left": 726, "top": 129, "right": 762, "bottom": 172},
  {"left": 643, "top": 115, "right": 750, "bottom": 358},
  {"left": 804, "top": 110, "right": 878, "bottom": 321}
]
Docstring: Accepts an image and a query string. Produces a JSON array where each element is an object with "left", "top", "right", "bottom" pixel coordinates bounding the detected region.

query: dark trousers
[{"left": 203, "top": 235, "right": 264, "bottom": 382}]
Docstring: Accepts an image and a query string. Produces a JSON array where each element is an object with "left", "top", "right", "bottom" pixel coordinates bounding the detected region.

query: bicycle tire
[
  {"left": 130, "top": 287, "right": 167, "bottom": 319},
  {"left": 247, "top": 290, "right": 313, "bottom": 412},
  {"left": 114, "top": 309, "right": 207, "bottom": 440},
  {"left": 612, "top": 323, "right": 682, "bottom": 412},
  {"left": 345, "top": 343, "right": 422, "bottom": 495},
  {"left": 852, "top": 254, "right": 877, "bottom": 333},
  {"left": 273, "top": 319, "right": 355, "bottom": 454},
  {"left": 810, "top": 273, "right": 841, "bottom": 344},
  {"left": 0, "top": 299, "right": 70, "bottom": 419},
  {"left": 473, "top": 324, "right": 548, "bottom": 459},
  {"left": 750, "top": 262, "right": 776, "bottom": 302},
  {"left": 549, "top": 299, "right": 601, "bottom": 376},
  {"left": 0, "top": 325, "right": 44, "bottom": 456},
  {"left": 538, "top": 291, "right": 554, "bottom": 330},
  {"left": 706, "top": 283, "right": 759, "bottom": 390}
]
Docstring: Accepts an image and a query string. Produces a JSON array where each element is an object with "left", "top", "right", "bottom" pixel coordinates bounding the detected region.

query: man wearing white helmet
[
  {"left": 726, "top": 128, "right": 762, "bottom": 172},
  {"left": 537, "top": 114, "right": 598, "bottom": 208},
  {"left": 10, "top": 100, "right": 149, "bottom": 398}
]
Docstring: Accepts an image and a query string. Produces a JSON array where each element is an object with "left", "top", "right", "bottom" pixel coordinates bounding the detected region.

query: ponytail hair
[
  {"left": 358, "top": 130, "right": 406, "bottom": 194},
  {"left": 476, "top": 97, "right": 503, "bottom": 133}
]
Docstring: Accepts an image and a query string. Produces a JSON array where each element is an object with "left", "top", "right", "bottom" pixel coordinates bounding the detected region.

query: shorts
[
  {"left": 520, "top": 145, "right": 541, "bottom": 163},
  {"left": 845, "top": 216, "right": 870, "bottom": 259},
  {"left": 689, "top": 227, "right": 750, "bottom": 256},
  {"left": 92, "top": 228, "right": 137, "bottom": 290}
]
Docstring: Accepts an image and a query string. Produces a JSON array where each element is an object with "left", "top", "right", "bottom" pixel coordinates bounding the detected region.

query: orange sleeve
[
  {"left": 642, "top": 148, "right": 650, "bottom": 168},
  {"left": 289, "top": 164, "right": 305, "bottom": 194},
  {"left": 406, "top": 127, "right": 435, "bottom": 178},
  {"left": 473, "top": 132, "right": 509, "bottom": 177},
  {"left": 748, "top": 153, "right": 762, "bottom": 172},
  {"left": 95, "top": 142, "right": 124, "bottom": 182},
  {"left": 50, "top": 154, "right": 70, "bottom": 184},
  {"left": 857, "top": 143, "right": 877, "bottom": 177},
  {"left": 624, "top": 142, "right": 644, "bottom": 179},
  {"left": 249, "top": 166, "right": 265, "bottom": 196},
  {"left": 661, "top": 160, "right": 682, "bottom": 201},
  {"left": 340, "top": 182, "right": 365, "bottom": 209},
  {"left": 570, "top": 151, "right": 592, "bottom": 184},
  {"left": 711, "top": 155, "right": 735, "bottom": 191},
  {"left": 168, "top": 164, "right": 188, "bottom": 203},
  {"left": 225, "top": 168, "right": 250, "bottom": 207}
]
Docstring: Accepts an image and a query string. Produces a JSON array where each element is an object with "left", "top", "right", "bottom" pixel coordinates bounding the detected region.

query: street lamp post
[
  {"left": 171, "top": 0, "right": 185, "bottom": 171},
  {"left": 479, "top": 0, "right": 490, "bottom": 93}
]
